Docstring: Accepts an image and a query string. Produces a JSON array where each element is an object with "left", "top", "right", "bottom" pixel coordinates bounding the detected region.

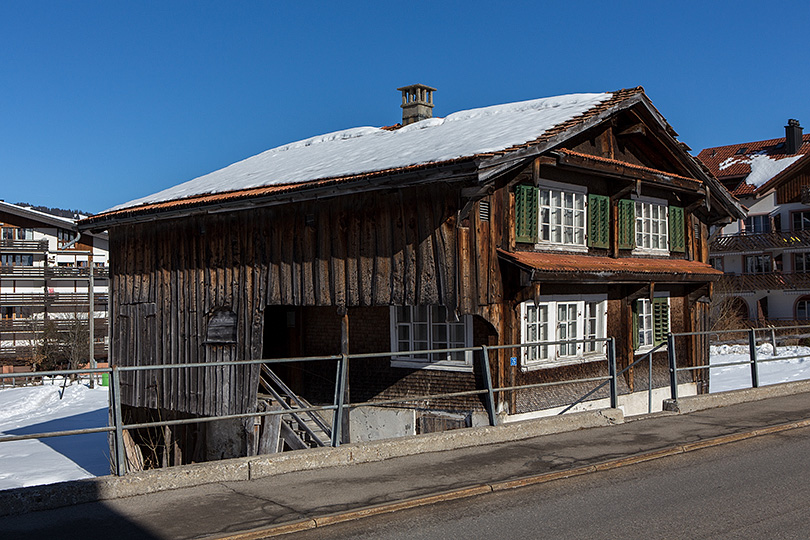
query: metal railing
[
  {"left": 668, "top": 324, "right": 810, "bottom": 401},
  {"left": 0, "top": 337, "right": 627, "bottom": 477}
]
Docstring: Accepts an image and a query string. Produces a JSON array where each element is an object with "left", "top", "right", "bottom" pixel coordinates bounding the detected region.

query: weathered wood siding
[
  {"left": 776, "top": 169, "right": 810, "bottom": 204},
  {"left": 110, "top": 183, "right": 503, "bottom": 415}
]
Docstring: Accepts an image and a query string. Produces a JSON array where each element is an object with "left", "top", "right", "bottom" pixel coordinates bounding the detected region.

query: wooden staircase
[{"left": 256, "top": 365, "right": 333, "bottom": 453}]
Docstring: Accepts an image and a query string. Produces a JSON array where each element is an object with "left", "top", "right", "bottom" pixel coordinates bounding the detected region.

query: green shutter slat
[
  {"left": 618, "top": 199, "right": 636, "bottom": 249},
  {"left": 669, "top": 206, "right": 685, "bottom": 252},
  {"left": 653, "top": 297, "right": 669, "bottom": 346},
  {"left": 515, "top": 185, "right": 538, "bottom": 243},
  {"left": 587, "top": 194, "right": 610, "bottom": 248}
]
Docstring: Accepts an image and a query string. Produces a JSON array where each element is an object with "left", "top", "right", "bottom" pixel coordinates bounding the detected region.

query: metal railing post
[
  {"left": 648, "top": 349, "right": 653, "bottom": 414},
  {"left": 770, "top": 328, "right": 777, "bottom": 356},
  {"left": 110, "top": 365, "right": 127, "bottom": 476},
  {"left": 607, "top": 338, "right": 618, "bottom": 409},
  {"left": 480, "top": 346, "right": 498, "bottom": 426},
  {"left": 331, "top": 354, "right": 348, "bottom": 447},
  {"left": 668, "top": 333, "right": 678, "bottom": 401},
  {"left": 748, "top": 328, "right": 760, "bottom": 388}
]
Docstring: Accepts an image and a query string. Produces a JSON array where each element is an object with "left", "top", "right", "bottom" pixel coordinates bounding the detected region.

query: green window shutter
[
  {"left": 632, "top": 300, "right": 639, "bottom": 349},
  {"left": 515, "top": 184, "right": 538, "bottom": 243},
  {"left": 587, "top": 194, "right": 610, "bottom": 248},
  {"left": 617, "top": 199, "right": 636, "bottom": 249},
  {"left": 653, "top": 297, "right": 669, "bottom": 346},
  {"left": 669, "top": 206, "right": 685, "bottom": 252}
]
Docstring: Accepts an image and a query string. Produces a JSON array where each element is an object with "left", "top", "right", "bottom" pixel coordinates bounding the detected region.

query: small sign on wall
[{"left": 510, "top": 357, "right": 517, "bottom": 366}]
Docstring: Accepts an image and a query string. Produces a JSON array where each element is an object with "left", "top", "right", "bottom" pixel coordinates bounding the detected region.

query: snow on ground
[
  {"left": 1, "top": 344, "right": 809, "bottom": 491},
  {"left": 709, "top": 344, "right": 810, "bottom": 393},
  {"left": 0, "top": 381, "right": 109, "bottom": 490}
]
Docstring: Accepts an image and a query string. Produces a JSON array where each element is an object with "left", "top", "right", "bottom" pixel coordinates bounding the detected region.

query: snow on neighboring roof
[
  {"left": 109, "top": 92, "right": 612, "bottom": 212},
  {"left": 741, "top": 153, "right": 804, "bottom": 188},
  {"left": 698, "top": 133, "right": 810, "bottom": 196},
  {"left": 0, "top": 200, "right": 76, "bottom": 227}
]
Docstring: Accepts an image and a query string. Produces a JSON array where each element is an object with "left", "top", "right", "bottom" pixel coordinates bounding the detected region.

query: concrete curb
[
  {"left": 663, "top": 379, "right": 810, "bottom": 413},
  {"left": 212, "top": 418, "right": 810, "bottom": 539},
  {"left": 0, "top": 408, "right": 623, "bottom": 517}
]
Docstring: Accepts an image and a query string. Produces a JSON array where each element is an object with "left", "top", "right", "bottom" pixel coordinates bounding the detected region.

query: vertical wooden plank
[
  {"left": 401, "top": 191, "right": 418, "bottom": 306},
  {"left": 345, "top": 200, "right": 361, "bottom": 306},
  {"left": 302, "top": 206, "right": 317, "bottom": 306},
  {"left": 315, "top": 207, "right": 332, "bottom": 306},
  {"left": 330, "top": 205, "right": 347, "bottom": 308},
  {"left": 390, "top": 195, "right": 406, "bottom": 306},
  {"left": 373, "top": 197, "right": 392, "bottom": 305},
  {"left": 416, "top": 195, "right": 438, "bottom": 305},
  {"left": 280, "top": 213, "right": 294, "bottom": 305},
  {"left": 359, "top": 201, "right": 375, "bottom": 306}
]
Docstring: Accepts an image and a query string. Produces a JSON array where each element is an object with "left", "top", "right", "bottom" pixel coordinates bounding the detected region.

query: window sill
[
  {"left": 533, "top": 243, "right": 589, "bottom": 253},
  {"left": 521, "top": 354, "right": 605, "bottom": 371},
  {"left": 631, "top": 248, "right": 670, "bottom": 257},
  {"left": 634, "top": 345, "right": 667, "bottom": 356},
  {"left": 391, "top": 358, "right": 473, "bottom": 372}
]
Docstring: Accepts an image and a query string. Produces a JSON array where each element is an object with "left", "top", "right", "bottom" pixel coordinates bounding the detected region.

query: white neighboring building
[
  {"left": 0, "top": 201, "right": 109, "bottom": 367},
  {"left": 699, "top": 120, "right": 810, "bottom": 322}
]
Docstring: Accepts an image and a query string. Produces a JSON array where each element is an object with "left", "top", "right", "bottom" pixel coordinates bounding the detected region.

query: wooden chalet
[{"left": 80, "top": 85, "right": 744, "bottom": 464}]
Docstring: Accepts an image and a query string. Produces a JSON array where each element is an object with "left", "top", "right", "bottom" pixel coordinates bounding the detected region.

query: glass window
[
  {"left": 795, "top": 253, "right": 810, "bottom": 273},
  {"left": 635, "top": 201, "right": 668, "bottom": 251},
  {"left": 521, "top": 297, "right": 606, "bottom": 368},
  {"left": 743, "top": 215, "right": 770, "bottom": 233},
  {"left": 539, "top": 188, "right": 586, "bottom": 246},
  {"left": 745, "top": 255, "right": 772, "bottom": 274},
  {"left": 797, "top": 297, "right": 810, "bottom": 319},
  {"left": 793, "top": 211, "right": 810, "bottom": 232},
  {"left": 709, "top": 257, "right": 724, "bottom": 271},
  {"left": 637, "top": 297, "right": 669, "bottom": 349},
  {"left": 391, "top": 306, "right": 471, "bottom": 369},
  {"left": 637, "top": 299, "right": 654, "bottom": 347}
]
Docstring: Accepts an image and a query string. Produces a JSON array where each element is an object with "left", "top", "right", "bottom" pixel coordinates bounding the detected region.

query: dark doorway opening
[{"left": 262, "top": 306, "right": 304, "bottom": 395}]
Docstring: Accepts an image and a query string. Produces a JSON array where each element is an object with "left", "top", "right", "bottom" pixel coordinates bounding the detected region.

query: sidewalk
[{"left": 2, "top": 385, "right": 810, "bottom": 540}]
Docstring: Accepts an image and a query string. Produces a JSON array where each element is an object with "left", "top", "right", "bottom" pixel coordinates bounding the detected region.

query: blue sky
[{"left": 2, "top": 1, "right": 808, "bottom": 214}]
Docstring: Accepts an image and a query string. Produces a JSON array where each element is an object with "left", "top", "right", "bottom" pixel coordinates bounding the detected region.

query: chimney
[
  {"left": 397, "top": 84, "right": 436, "bottom": 126},
  {"left": 785, "top": 119, "right": 803, "bottom": 154}
]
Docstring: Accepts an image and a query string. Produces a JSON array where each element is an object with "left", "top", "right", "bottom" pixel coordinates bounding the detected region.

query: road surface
[{"left": 288, "top": 426, "right": 810, "bottom": 539}]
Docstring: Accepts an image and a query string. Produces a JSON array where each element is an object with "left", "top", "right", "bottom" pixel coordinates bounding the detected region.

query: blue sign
[{"left": 510, "top": 357, "right": 517, "bottom": 366}]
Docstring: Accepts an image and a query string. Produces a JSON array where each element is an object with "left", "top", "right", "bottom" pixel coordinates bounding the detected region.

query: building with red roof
[{"left": 699, "top": 120, "right": 810, "bottom": 321}]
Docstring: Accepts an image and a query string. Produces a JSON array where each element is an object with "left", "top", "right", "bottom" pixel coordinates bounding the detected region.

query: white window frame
[
  {"left": 389, "top": 306, "right": 473, "bottom": 372},
  {"left": 632, "top": 196, "right": 669, "bottom": 255},
  {"left": 536, "top": 180, "right": 588, "bottom": 252},
  {"left": 636, "top": 293, "right": 670, "bottom": 355},
  {"left": 520, "top": 295, "right": 607, "bottom": 370}
]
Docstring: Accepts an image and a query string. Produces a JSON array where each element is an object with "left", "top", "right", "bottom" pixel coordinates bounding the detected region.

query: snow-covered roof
[
  {"left": 0, "top": 200, "right": 76, "bottom": 228},
  {"left": 698, "top": 133, "right": 810, "bottom": 196},
  {"left": 108, "top": 92, "right": 614, "bottom": 212}
]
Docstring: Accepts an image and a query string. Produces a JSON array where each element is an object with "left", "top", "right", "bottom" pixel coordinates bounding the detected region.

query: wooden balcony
[
  {"left": 47, "top": 266, "right": 109, "bottom": 279},
  {"left": 710, "top": 230, "right": 810, "bottom": 253},
  {"left": 0, "top": 292, "right": 109, "bottom": 306},
  {"left": 718, "top": 272, "right": 810, "bottom": 293},
  {"left": 0, "top": 239, "right": 49, "bottom": 252},
  {"left": 0, "top": 266, "right": 46, "bottom": 279},
  {"left": 0, "top": 266, "right": 109, "bottom": 280},
  {"left": 0, "top": 318, "right": 107, "bottom": 334}
]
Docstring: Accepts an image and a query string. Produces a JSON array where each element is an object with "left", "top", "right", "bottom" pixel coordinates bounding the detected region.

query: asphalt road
[{"left": 287, "top": 426, "right": 810, "bottom": 540}]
